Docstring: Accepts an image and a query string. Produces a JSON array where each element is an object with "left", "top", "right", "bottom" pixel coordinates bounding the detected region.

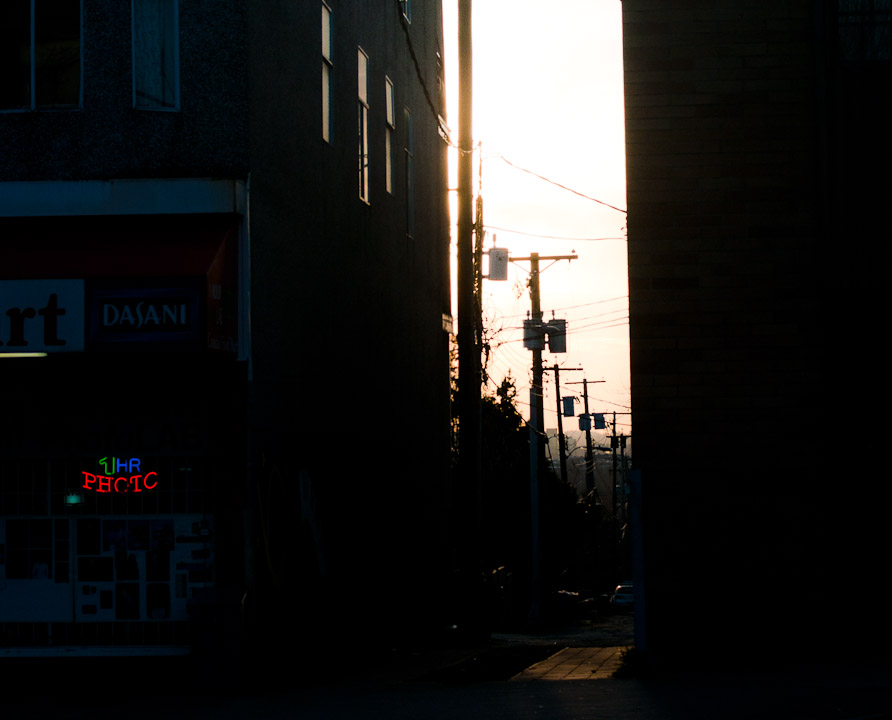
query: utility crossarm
[{"left": 511, "top": 254, "right": 578, "bottom": 263}]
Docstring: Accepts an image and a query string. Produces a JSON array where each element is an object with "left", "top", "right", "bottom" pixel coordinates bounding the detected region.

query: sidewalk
[
  {"left": 510, "top": 645, "right": 626, "bottom": 681},
  {"left": 94, "top": 652, "right": 891, "bottom": 720},
  {"left": 5, "top": 617, "right": 892, "bottom": 720}
]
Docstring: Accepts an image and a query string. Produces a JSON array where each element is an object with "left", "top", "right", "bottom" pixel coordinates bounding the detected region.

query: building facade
[
  {"left": 622, "top": 0, "right": 890, "bottom": 663},
  {"left": 0, "top": 0, "right": 452, "bottom": 658}
]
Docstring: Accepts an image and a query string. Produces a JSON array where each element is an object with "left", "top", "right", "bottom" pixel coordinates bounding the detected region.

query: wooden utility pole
[
  {"left": 553, "top": 365, "right": 568, "bottom": 485},
  {"left": 549, "top": 365, "right": 583, "bottom": 486},
  {"left": 512, "top": 252, "right": 576, "bottom": 626},
  {"left": 568, "top": 379, "right": 605, "bottom": 494},
  {"left": 456, "top": 0, "right": 481, "bottom": 577},
  {"left": 582, "top": 379, "right": 596, "bottom": 493},
  {"left": 525, "top": 254, "right": 545, "bottom": 624}
]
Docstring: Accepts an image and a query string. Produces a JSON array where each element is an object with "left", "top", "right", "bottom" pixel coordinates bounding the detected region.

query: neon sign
[{"left": 82, "top": 457, "right": 158, "bottom": 493}]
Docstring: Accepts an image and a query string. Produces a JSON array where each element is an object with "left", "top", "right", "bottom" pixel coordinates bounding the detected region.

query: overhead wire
[
  {"left": 396, "top": 0, "right": 469, "bottom": 152},
  {"left": 490, "top": 153, "right": 627, "bottom": 214},
  {"left": 498, "top": 295, "right": 629, "bottom": 321},
  {"left": 485, "top": 224, "right": 626, "bottom": 242}
]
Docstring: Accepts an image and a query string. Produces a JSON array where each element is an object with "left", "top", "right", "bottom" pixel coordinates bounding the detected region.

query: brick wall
[{"left": 623, "top": 0, "right": 889, "bottom": 661}]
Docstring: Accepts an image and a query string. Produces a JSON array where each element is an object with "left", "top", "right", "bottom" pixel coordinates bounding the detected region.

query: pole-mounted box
[{"left": 487, "top": 248, "right": 508, "bottom": 281}]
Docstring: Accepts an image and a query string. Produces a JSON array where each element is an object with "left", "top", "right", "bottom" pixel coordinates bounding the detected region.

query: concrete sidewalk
[
  {"left": 5, "top": 619, "right": 892, "bottom": 720},
  {"left": 510, "top": 645, "right": 626, "bottom": 681},
  {"left": 71, "top": 654, "right": 892, "bottom": 720}
]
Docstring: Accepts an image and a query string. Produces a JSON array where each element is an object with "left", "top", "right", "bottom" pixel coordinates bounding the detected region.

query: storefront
[{"left": 0, "top": 208, "right": 248, "bottom": 654}]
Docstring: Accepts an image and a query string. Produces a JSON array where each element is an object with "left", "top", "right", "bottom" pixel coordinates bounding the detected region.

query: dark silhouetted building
[
  {"left": 622, "top": 0, "right": 890, "bottom": 664},
  {"left": 0, "top": 0, "right": 451, "bottom": 659}
]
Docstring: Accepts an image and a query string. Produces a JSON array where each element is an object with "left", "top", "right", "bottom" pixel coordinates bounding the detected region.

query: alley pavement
[{"left": 5, "top": 615, "right": 892, "bottom": 719}]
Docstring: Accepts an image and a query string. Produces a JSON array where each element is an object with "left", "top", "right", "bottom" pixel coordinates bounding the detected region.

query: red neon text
[{"left": 81, "top": 471, "right": 158, "bottom": 493}]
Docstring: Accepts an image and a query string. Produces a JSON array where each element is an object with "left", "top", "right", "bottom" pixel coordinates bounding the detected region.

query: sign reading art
[
  {"left": 0, "top": 279, "right": 85, "bottom": 352},
  {"left": 82, "top": 457, "right": 158, "bottom": 493}
]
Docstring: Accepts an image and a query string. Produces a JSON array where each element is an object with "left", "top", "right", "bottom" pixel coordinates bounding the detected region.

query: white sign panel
[{"left": 0, "top": 279, "right": 85, "bottom": 352}]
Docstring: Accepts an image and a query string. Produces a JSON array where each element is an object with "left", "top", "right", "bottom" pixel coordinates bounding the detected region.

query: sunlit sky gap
[{"left": 442, "top": 0, "right": 630, "bottom": 434}]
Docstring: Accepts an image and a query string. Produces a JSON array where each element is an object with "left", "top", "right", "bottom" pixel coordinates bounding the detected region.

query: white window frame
[
  {"left": 322, "top": 3, "right": 332, "bottom": 142},
  {"left": 385, "top": 77, "right": 395, "bottom": 194},
  {"left": 0, "top": 0, "right": 83, "bottom": 112},
  {"left": 132, "top": 0, "right": 180, "bottom": 111},
  {"left": 358, "top": 48, "right": 370, "bottom": 203}
]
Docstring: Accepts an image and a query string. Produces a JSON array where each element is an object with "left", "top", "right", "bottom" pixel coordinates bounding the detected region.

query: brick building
[
  {"left": 1, "top": 0, "right": 452, "bottom": 658},
  {"left": 623, "top": 1, "right": 890, "bottom": 662}
]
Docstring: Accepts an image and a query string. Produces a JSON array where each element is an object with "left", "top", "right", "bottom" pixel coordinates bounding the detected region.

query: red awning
[{"left": 0, "top": 214, "right": 238, "bottom": 279}]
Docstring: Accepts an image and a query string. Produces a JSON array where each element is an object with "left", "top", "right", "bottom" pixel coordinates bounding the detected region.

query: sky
[{"left": 442, "top": 0, "right": 631, "bottom": 438}]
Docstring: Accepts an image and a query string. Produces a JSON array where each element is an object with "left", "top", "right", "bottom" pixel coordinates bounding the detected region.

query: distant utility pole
[
  {"left": 553, "top": 365, "right": 567, "bottom": 485},
  {"left": 582, "top": 379, "right": 597, "bottom": 494},
  {"left": 548, "top": 364, "right": 583, "bottom": 486},
  {"left": 567, "top": 378, "right": 605, "bottom": 494},
  {"left": 456, "top": 0, "right": 481, "bottom": 575},
  {"left": 512, "top": 251, "right": 576, "bottom": 626}
]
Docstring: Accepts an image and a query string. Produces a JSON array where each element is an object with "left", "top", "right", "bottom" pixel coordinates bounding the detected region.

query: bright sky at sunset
[{"left": 443, "top": 0, "right": 631, "bottom": 438}]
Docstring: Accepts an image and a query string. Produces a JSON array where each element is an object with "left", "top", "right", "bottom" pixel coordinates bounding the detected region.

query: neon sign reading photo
[{"left": 82, "top": 457, "right": 158, "bottom": 493}]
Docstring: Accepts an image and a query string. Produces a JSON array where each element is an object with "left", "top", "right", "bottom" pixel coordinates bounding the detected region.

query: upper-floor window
[
  {"left": 404, "top": 106, "right": 414, "bottom": 237},
  {"left": 132, "top": 0, "right": 179, "bottom": 110},
  {"left": 358, "top": 48, "right": 370, "bottom": 203},
  {"left": 385, "top": 77, "right": 395, "bottom": 194},
  {"left": 322, "top": 3, "right": 332, "bottom": 142},
  {"left": 838, "top": 0, "right": 891, "bottom": 62},
  {"left": 0, "top": 0, "right": 82, "bottom": 111}
]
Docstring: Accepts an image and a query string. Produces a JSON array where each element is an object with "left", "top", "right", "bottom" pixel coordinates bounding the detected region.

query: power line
[
  {"left": 489, "top": 317, "right": 629, "bottom": 349},
  {"left": 565, "top": 317, "right": 630, "bottom": 334},
  {"left": 491, "top": 154, "right": 627, "bottom": 214},
  {"left": 485, "top": 224, "right": 626, "bottom": 242},
  {"left": 496, "top": 295, "right": 629, "bottom": 321}
]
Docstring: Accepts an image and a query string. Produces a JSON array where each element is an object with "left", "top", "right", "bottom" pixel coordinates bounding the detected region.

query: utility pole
[
  {"left": 553, "top": 365, "right": 568, "bottom": 485},
  {"left": 474, "top": 155, "right": 485, "bottom": 378},
  {"left": 583, "top": 379, "right": 596, "bottom": 493},
  {"left": 512, "top": 252, "right": 576, "bottom": 626},
  {"left": 611, "top": 411, "right": 618, "bottom": 526},
  {"left": 513, "top": 253, "right": 577, "bottom": 477},
  {"left": 455, "top": 0, "right": 483, "bottom": 612},
  {"left": 567, "top": 378, "right": 605, "bottom": 495},
  {"left": 527, "top": 253, "right": 544, "bottom": 625},
  {"left": 549, "top": 365, "right": 583, "bottom": 487}
]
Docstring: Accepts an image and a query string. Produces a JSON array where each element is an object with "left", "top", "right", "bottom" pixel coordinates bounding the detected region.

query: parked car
[{"left": 609, "top": 583, "right": 634, "bottom": 610}]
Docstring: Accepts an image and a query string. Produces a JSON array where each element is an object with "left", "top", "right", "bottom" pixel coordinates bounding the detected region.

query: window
[
  {"left": 0, "top": 0, "right": 82, "bottom": 111},
  {"left": 132, "top": 0, "right": 179, "bottom": 110},
  {"left": 322, "top": 3, "right": 332, "bottom": 142},
  {"left": 838, "top": 0, "right": 891, "bottom": 62},
  {"left": 4, "top": 519, "right": 53, "bottom": 579},
  {"left": 358, "top": 48, "right": 370, "bottom": 202},
  {"left": 385, "top": 78, "right": 395, "bottom": 194},
  {"left": 404, "top": 107, "right": 414, "bottom": 237}
]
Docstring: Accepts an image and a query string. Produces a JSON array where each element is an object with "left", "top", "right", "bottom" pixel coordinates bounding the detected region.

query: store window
[
  {"left": 133, "top": 0, "right": 179, "bottom": 110},
  {"left": 0, "top": 0, "right": 82, "bottom": 111},
  {"left": 4, "top": 519, "right": 52, "bottom": 579},
  {"left": 838, "top": 0, "right": 891, "bottom": 62}
]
